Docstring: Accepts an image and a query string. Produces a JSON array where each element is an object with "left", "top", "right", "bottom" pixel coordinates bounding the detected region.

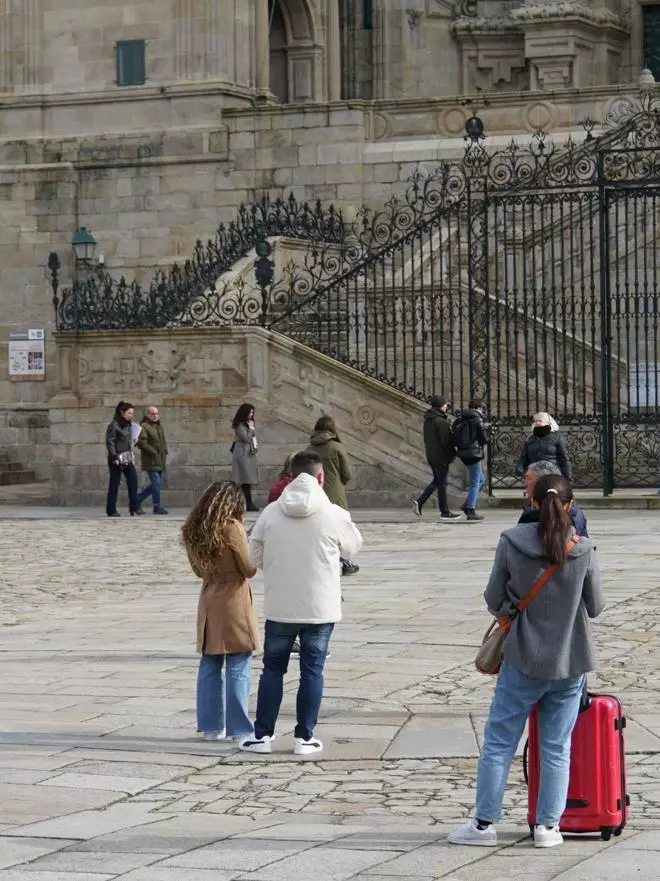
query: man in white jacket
[{"left": 241, "top": 451, "right": 363, "bottom": 756}]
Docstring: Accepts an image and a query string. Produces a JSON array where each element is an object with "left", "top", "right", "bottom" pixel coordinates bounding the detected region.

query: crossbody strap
[{"left": 516, "top": 534, "right": 581, "bottom": 613}]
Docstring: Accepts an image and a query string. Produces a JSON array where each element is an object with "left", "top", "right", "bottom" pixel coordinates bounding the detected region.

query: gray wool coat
[
  {"left": 484, "top": 522, "right": 605, "bottom": 680},
  {"left": 231, "top": 424, "right": 259, "bottom": 485}
]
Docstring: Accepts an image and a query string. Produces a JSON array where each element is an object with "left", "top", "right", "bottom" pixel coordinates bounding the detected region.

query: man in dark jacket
[
  {"left": 452, "top": 398, "right": 491, "bottom": 521},
  {"left": 136, "top": 406, "right": 169, "bottom": 515},
  {"left": 518, "top": 460, "right": 589, "bottom": 536},
  {"left": 413, "top": 395, "right": 461, "bottom": 521}
]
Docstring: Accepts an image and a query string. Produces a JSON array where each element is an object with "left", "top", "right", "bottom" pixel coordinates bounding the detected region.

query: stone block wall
[{"left": 51, "top": 326, "right": 467, "bottom": 508}]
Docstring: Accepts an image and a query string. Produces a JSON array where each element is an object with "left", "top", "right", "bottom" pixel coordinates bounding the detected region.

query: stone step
[
  {"left": 489, "top": 491, "right": 660, "bottom": 510},
  {"left": 0, "top": 481, "right": 52, "bottom": 505},
  {"left": 0, "top": 468, "right": 37, "bottom": 486}
]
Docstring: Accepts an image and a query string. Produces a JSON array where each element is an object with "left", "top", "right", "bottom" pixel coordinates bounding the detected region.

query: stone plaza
[{"left": 0, "top": 506, "right": 658, "bottom": 880}]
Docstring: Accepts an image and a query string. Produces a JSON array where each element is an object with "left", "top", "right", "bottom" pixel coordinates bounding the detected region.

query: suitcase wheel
[
  {"left": 613, "top": 828, "right": 622, "bottom": 837},
  {"left": 529, "top": 825, "right": 534, "bottom": 838},
  {"left": 601, "top": 828, "right": 612, "bottom": 842}
]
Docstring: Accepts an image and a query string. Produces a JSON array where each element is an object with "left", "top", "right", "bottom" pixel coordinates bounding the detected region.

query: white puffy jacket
[{"left": 249, "top": 473, "right": 363, "bottom": 624}]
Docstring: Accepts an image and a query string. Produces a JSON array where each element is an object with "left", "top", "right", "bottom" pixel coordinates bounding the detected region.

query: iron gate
[
  {"left": 471, "top": 130, "right": 660, "bottom": 492},
  {"left": 54, "top": 100, "right": 660, "bottom": 492}
]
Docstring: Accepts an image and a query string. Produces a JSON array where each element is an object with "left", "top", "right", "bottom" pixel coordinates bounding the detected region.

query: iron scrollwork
[{"left": 54, "top": 100, "right": 660, "bottom": 490}]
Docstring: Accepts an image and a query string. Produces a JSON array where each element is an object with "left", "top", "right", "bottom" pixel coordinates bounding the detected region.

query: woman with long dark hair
[
  {"left": 448, "top": 474, "right": 604, "bottom": 849},
  {"left": 307, "top": 414, "right": 358, "bottom": 576},
  {"left": 231, "top": 402, "right": 259, "bottom": 512},
  {"left": 181, "top": 480, "right": 260, "bottom": 742},
  {"left": 105, "top": 401, "right": 142, "bottom": 517}
]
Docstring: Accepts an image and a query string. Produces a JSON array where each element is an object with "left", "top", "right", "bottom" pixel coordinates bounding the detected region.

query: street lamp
[{"left": 72, "top": 226, "right": 97, "bottom": 265}]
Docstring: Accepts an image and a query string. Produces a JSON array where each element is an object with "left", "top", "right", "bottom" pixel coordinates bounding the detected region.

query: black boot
[
  {"left": 466, "top": 508, "right": 484, "bottom": 522},
  {"left": 242, "top": 484, "right": 260, "bottom": 513}
]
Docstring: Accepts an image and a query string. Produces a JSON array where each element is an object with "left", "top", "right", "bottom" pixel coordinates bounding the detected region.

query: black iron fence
[{"left": 54, "top": 99, "right": 660, "bottom": 492}]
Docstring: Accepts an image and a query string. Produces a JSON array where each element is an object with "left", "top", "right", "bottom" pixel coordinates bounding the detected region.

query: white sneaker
[
  {"left": 197, "top": 730, "right": 226, "bottom": 741},
  {"left": 293, "top": 737, "right": 323, "bottom": 756},
  {"left": 534, "top": 824, "right": 563, "bottom": 848},
  {"left": 239, "top": 735, "right": 272, "bottom": 754},
  {"left": 412, "top": 499, "right": 422, "bottom": 517},
  {"left": 447, "top": 819, "right": 498, "bottom": 847}
]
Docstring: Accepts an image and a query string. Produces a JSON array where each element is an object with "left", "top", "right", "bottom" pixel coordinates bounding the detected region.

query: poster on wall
[{"left": 8, "top": 330, "right": 45, "bottom": 382}]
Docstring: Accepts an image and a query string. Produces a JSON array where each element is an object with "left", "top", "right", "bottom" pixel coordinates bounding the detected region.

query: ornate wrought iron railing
[
  {"left": 54, "top": 193, "right": 345, "bottom": 331},
  {"left": 53, "top": 95, "right": 660, "bottom": 490}
]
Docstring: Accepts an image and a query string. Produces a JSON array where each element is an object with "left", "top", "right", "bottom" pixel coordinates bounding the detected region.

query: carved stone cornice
[
  {"left": 452, "top": 15, "right": 519, "bottom": 36},
  {"left": 511, "top": 2, "right": 628, "bottom": 33}
]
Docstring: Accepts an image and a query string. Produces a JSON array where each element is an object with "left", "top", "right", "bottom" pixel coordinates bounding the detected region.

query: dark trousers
[
  {"left": 254, "top": 620, "right": 334, "bottom": 741},
  {"left": 106, "top": 463, "right": 139, "bottom": 515},
  {"left": 418, "top": 464, "right": 450, "bottom": 514}
]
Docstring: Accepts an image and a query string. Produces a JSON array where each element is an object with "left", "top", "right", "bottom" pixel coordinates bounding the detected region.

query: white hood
[{"left": 277, "top": 473, "right": 328, "bottom": 519}]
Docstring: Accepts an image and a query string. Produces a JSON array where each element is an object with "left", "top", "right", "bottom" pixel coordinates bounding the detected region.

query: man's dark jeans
[
  {"left": 254, "top": 620, "right": 334, "bottom": 741},
  {"left": 418, "top": 464, "right": 450, "bottom": 514}
]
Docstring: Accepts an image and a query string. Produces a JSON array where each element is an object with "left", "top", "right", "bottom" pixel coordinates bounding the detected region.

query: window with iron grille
[
  {"left": 116, "top": 40, "right": 146, "bottom": 87},
  {"left": 643, "top": 6, "right": 660, "bottom": 82}
]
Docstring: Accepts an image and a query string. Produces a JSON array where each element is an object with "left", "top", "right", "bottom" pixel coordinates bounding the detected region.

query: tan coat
[{"left": 190, "top": 520, "right": 261, "bottom": 655}]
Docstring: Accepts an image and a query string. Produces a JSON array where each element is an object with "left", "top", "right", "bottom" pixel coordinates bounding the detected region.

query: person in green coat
[
  {"left": 136, "top": 405, "right": 169, "bottom": 515},
  {"left": 307, "top": 415, "right": 358, "bottom": 576},
  {"left": 412, "top": 395, "right": 460, "bottom": 521}
]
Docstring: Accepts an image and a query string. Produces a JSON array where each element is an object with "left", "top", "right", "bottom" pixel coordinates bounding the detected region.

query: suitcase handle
[{"left": 522, "top": 738, "right": 529, "bottom": 785}]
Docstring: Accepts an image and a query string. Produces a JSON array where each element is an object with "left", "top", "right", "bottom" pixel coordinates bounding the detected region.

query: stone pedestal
[{"left": 512, "top": 1, "right": 629, "bottom": 90}]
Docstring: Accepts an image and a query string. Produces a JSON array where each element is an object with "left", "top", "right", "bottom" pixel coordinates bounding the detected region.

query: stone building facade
[{"left": 0, "top": 0, "right": 655, "bottom": 500}]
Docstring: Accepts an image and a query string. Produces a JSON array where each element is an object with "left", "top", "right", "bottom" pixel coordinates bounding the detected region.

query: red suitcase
[{"left": 524, "top": 693, "right": 629, "bottom": 841}]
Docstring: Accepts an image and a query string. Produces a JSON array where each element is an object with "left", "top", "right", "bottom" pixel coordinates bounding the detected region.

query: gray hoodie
[{"left": 484, "top": 522, "right": 604, "bottom": 680}]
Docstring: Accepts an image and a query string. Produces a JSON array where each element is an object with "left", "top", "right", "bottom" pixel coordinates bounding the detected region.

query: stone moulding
[{"left": 510, "top": 2, "right": 628, "bottom": 33}]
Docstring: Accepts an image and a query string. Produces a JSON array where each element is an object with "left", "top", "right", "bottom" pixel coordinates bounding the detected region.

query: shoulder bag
[{"left": 475, "top": 535, "right": 580, "bottom": 675}]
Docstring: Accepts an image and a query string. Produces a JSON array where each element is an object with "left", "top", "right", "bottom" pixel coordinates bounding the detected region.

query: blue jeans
[
  {"left": 254, "top": 620, "right": 334, "bottom": 741},
  {"left": 196, "top": 652, "right": 253, "bottom": 737},
  {"left": 137, "top": 470, "right": 163, "bottom": 511},
  {"left": 476, "top": 661, "right": 585, "bottom": 826},
  {"left": 465, "top": 461, "right": 485, "bottom": 509}
]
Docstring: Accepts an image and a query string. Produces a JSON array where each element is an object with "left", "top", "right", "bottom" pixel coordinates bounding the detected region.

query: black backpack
[{"left": 451, "top": 416, "right": 473, "bottom": 454}]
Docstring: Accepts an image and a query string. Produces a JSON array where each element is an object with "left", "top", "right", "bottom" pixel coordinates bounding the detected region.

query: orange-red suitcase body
[{"left": 524, "top": 694, "right": 628, "bottom": 841}]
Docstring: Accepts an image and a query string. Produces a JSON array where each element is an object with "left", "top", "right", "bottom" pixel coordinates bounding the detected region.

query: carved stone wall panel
[{"left": 51, "top": 327, "right": 457, "bottom": 507}]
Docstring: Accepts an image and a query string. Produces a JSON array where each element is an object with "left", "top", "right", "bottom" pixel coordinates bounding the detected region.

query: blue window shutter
[
  {"left": 643, "top": 6, "right": 660, "bottom": 82},
  {"left": 362, "top": 0, "right": 373, "bottom": 30},
  {"left": 116, "top": 40, "right": 146, "bottom": 87}
]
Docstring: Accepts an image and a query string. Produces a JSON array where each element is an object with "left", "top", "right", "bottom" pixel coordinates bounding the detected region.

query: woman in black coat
[
  {"left": 105, "top": 401, "right": 142, "bottom": 517},
  {"left": 518, "top": 412, "right": 572, "bottom": 480}
]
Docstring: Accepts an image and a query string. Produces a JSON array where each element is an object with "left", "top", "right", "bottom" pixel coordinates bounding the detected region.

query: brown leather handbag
[{"left": 475, "top": 535, "right": 580, "bottom": 675}]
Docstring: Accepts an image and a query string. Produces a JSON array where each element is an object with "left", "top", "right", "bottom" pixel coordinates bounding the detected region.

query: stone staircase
[{"left": 0, "top": 451, "right": 51, "bottom": 505}]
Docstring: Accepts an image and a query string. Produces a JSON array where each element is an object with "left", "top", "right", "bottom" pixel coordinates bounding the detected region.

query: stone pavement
[{"left": 0, "top": 508, "right": 659, "bottom": 880}]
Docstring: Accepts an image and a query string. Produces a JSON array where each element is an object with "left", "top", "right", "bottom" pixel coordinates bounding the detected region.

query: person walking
[
  {"left": 452, "top": 398, "right": 491, "bottom": 521},
  {"left": 231, "top": 403, "right": 259, "bottom": 512},
  {"left": 517, "top": 412, "right": 572, "bottom": 480},
  {"left": 181, "top": 481, "right": 260, "bottom": 742},
  {"left": 519, "top": 460, "right": 588, "bottom": 537},
  {"left": 448, "top": 474, "right": 604, "bottom": 849},
  {"left": 307, "top": 415, "right": 359, "bottom": 576},
  {"left": 240, "top": 451, "right": 363, "bottom": 756},
  {"left": 136, "top": 405, "right": 169, "bottom": 515},
  {"left": 105, "top": 401, "right": 142, "bottom": 518},
  {"left": 413, "top": 395, "right": 460, "bottom": 521}
]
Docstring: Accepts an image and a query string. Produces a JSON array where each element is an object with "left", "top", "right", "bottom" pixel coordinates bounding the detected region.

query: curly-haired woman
[
  {"left": 231, "top": 403, "right": 260, "bottom": 512},
  {"left": 181, "top": 481, "right": 260, "bottom": 742}
]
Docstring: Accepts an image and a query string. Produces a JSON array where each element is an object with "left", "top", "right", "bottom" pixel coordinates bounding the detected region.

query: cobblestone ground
[{"left": 0, "top": 509, "right": 658, "bottom": 880}]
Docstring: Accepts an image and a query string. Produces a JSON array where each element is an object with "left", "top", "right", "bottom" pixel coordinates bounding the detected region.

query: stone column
[
  {"left": 16, "top": 0, "right": 41, "bottom": 92},
  {"left": 0, "top": 0, "right": 12, "bottom": 92},
  {"left": 255, "top": 0, "right": 270, "bottom": 92},
  {"left": 327, "top": 0, "right": 341, "bottom": 101}
]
